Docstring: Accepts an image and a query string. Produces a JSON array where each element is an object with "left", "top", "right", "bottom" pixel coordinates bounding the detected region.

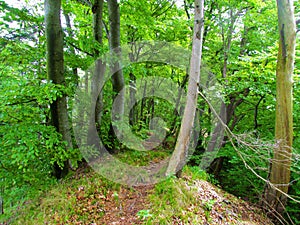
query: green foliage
[
  {"left": 0, "top": 38, "right": 80, "bottom": 182},
  {"left": 146, "top": 176, "right": 197, "bottom": 224},
  {"left": 182, "top": 166, "right": 209, "bottom": 181},
  {"left": 289, "top": 46, "right": 300, "bottom": 220},
  {"left": 217, "top": 139, "right": 269, "bottom": 201},
  {"left": 286, "top": 176, "right": 300, "bottom": 224},
  {"left": 0, "top": 2, "right": 82, "bottom": 220},
  {"left": 115, "top": 148, "right": 170, "bottom": 166},
  {"left": 0, "top": 0, "right": 299, "bottom": 223},
  {"left": 6, "top": 171, "right": 120, "bottom": 224},
  {"left": 137, "top": 209, "right": 152, "bottom": 220},
  {"left": 145, "top": 168, "right": 209, "bottom": 224}
]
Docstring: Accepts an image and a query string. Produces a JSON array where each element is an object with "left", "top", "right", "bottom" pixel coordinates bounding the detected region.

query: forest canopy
[{"left": 0, "top": 0, "right": 299, "bottom": 224}]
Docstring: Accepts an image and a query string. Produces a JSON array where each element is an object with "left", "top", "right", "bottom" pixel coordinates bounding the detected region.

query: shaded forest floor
[{"left": 4, "top": 166, "right": 274, "bottom": 225}]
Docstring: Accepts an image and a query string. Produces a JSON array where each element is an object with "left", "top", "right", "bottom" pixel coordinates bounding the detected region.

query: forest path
[{"left": 63, "top": 166, "right": 274, "bottom": 225}]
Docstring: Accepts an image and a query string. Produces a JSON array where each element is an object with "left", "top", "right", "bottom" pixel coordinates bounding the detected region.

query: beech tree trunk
[
  {"left": 107, "top": 0, "right": 124, "bottom": 112},
  {"left": 45, "top": 0, "right": 73, "bottom": 178},
  {"left": 263, "top": 0, "right": 296, "bottom": 216},
  {"left": 107, "top": 0, "right": 125, "bottom": 149},
  {"left": 93, "top": 0, "right": 104, "bottom": 127},
  {"left": 108, "top": 0, "right": 125, "bottom": 117},
  {"left": 87, "top": 0, "right": 105, "bottom": 148},
  {"left": 166, "top": 0, "right": 204, "bottom": 176}
]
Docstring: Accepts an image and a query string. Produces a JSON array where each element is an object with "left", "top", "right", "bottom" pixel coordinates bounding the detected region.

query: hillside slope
[{"left": 6, "top": 167, "right": 273, "bottom": 225}]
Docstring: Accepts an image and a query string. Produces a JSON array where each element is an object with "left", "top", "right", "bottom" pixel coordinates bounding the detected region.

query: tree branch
[
  {"left": 183, "top": 0, "right": 191, "bottom": 20},
  {"left": 254, "top": 95, "right": 265, "bottom": 130},
  {"left": 152, "top": 2, "right": 175, "bottom": 18},
  {"left": 5, "top": 98, "right": 37, "bottom": 106},
  {"left": 102, "top": 20, "right": 110, "bottom": 40},
  {"left": 65, "top": 40, "right": 94, "bottom": 57}
]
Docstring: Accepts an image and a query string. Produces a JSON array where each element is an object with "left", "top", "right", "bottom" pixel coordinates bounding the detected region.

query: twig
[
  {"left": 198, "top": 90, "right": 300, "bottom": 204},
  {"left": 65, "top": 40, "right": 94, "bottom": 57}
]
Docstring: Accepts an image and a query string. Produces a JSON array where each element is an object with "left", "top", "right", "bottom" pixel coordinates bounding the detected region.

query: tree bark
[
  {"left": 170, "top": 73, "right": 189, "bottom": 136},
  {"left": 108, "top": 0, "right": 125, "bottom": 147},
  {"left": 166, "top": 0, "right": 204, "bottom": 176},
  {"left": 129, "top": 72, "right": 137, "bottom": 125},
  {"left": 45, "top": 0, "right": 73, "bottom": 178},
  {"left": 108, "top": 0, "right": 125, "bottom": 115},
  {"left": 0, "top": 196, "right": 3, "bottom": 215},
  {"left": 263, "top": 0, "right": 296, "bottom": 215},
  {"left": 63, "top": 12, "right": 79, "bottom": 86},
  {"left": 87, "top": 0, "right": 105, "bottom": 149},
  {"left": 93, "top": 0, "right": 104, "bottom": 127}
]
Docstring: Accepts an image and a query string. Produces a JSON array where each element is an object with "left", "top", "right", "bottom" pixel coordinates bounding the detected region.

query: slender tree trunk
[
  {"left": 63, "top": 12, "right": 79, "bottom": 86},
  {"left": 93, "top": 0, "right": 104, "bottom": 127},
  {"left": 108, "top": 0, "right": 124, "bottom": 118},
  {"left": 0, "top": 196, "right": 3, "bottom": 215},
  {"left": 170, "top": 73, "right": 188, "bottom": 135},
  {"left": 263, "top": 0, "right": 296, "bottom": 216},
  {"left": 87, "top": 0, "right": 104, "bottom": 148},
  {"left": 166, "top": 0, "right": 204, "bottom": 177},
  {"left": 63, "top": 13, "right": 80, "bottom": 159},
  {"left": 45, "top": 0, "right": 73, "bottom": 178},
  {"left": 150, "top": 78, "right": 155, "bottom": 121},
  {"left": 108, "top": 0, "right": 125, "bottom": 149},
  {"left": 93, "top": 0, "right": 103, "bottom": 51},
  {"left": 204, "top": 9, "right": 235, "bottom": 173},
  {"left": 140, "top": 80, "right": 147, "bottom": 128},
  {"left": 254, "top": 95, "right": 264, "bottom": 130},
  {"left": 206, "top": 9, "right": 249, "bottom": 175},
  {"left": 129, "top": 72, "right": 136, "bottom": 125}
]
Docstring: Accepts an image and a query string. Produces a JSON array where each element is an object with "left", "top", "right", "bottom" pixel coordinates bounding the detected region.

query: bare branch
[
  {"left": 65, "top": 40, "right": 94, "bottom": 57},
  {"left": 102, "top": 20, "right": 110, "bottom": 40},
  {"left": 198, "top": 90, "right": 300, "bottom": 205},
  {"left": 183, "top": 0, "right": 191, "bottom": 20},
  {"left": 5, "top": 98, "right": 37, "bottom": 106}
]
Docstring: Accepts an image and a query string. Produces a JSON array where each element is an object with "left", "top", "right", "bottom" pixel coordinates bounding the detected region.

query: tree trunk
[
  {"left": 45, "top": 0, "right": 73, "bottom": 178},
  {"left": 108, "top": 0, "right": 124, "bottom": 118},
  {"left": 63, "top": 12, "right": 79, "bottom": 86},
  {"left": 108, "top": 0, "right": 125, "bottom": 147},
  {"left": 93, "top": 0, "right": 104, "bottom": 127},
  {"left": 0, "top": 196, "right": 3, "bottom": 215},
  {"left": 129, "top": 72, "right": 137, "bottom": 125},
  {"left": 170, "top": 73, "right": 188, "bottom": 135},
  {"left": 204, "top": 9, "right": 236, "bottom": 173},
  {"left": 263, "top": 0, "right": 296, "bottom": 216},
  {"left": 206, "top": 9, "right": 248, "bottom": 175},
  {"left": 87, "top": 0, "right": 105, "bottom": 148},
  {"left": 166, "top": 0, "right": 204, "bottom": 176}
]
